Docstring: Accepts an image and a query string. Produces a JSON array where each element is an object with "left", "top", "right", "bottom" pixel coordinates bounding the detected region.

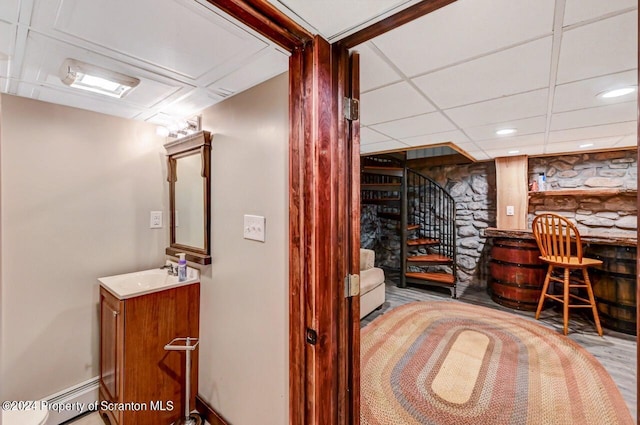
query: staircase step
[
  {"left": 378, "top": 212, "right": 401, "bottom": 220},
  {"left": 362, "top": 197, "right": 400, "bottom": 205},
  {"left": 362, "top": 165, "right": 404, "bottom": 177},
  {"left": 407, "top": 238, "right": 439, "bottom": 246},
  {"left": 361, "top": 183, "right": 401, "bottom": 191},
  {"left": 406, "top": 224, "right": 420, "bottom": 232},
  {"left": 405, "top": 272, "right": 455, "bottom": 285},
  {"left": 407, "top": 254, "right": 453, "bottom": 264}
]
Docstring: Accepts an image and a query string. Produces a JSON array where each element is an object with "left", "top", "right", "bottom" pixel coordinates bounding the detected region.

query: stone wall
[
  {"left": 528, "top": 150, "right": 637, "bottom": 236},
  {"left": 417, "top": 162, "right": 497, "bottom": 291}
]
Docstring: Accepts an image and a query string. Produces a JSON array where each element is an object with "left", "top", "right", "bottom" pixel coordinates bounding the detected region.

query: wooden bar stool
[{"left": 531, "top": 213, "right": 603, "bottom": 336}]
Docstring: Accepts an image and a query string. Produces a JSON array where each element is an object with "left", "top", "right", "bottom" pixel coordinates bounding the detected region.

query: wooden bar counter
[{"left": 485, "top": 227, "right": 637, "bottom": 335}]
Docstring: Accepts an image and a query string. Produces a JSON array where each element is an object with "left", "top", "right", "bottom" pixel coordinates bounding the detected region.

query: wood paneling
[{"left": 495, "top": 155, "right": 528, "bottom": 229}]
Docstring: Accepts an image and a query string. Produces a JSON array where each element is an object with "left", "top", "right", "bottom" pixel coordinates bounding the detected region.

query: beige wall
[
  {"left": 0, "top": 94, "right": 168, "bottom": 400},
  {"left": 197, "top": 73, "right": 289, "bottom": 424}
]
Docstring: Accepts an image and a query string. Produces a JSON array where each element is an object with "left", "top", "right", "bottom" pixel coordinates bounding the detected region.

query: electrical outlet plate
[
  {"left": 244, "top": 214, "right": 265, "bottom": 242},
  {"left": 150, "top": 211, "right": 163, "bottom": 228},
  {"left": 506, "top": 205, "right": 515, "bottom": 216}
]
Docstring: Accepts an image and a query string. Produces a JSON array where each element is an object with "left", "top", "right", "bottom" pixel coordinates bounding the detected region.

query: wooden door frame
[{"left": 203, "top": 1, "right": 639, "bottom": 424}]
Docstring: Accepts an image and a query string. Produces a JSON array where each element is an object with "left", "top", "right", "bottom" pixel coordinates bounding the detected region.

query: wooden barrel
[
  {"left": 489, "top": 238, "right": 547, "bottom": 311},
  {"left": 586, "top": 245, "right": 637, "bottom": 335}
]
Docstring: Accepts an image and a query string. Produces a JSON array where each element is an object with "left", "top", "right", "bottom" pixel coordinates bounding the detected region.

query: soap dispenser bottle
[{"left": 178, "top": 253, "right": 187, "bottom": 282}]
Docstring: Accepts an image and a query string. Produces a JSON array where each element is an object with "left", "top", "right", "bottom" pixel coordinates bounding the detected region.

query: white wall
[
  {"left": 198, "top": 73, "right": 289, "bottom": 424},
  {"left": 0, "top": 94, "right": 168, "bottom": 400}
]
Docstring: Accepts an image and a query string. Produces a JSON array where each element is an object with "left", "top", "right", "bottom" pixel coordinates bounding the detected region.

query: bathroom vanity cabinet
[{"left": 99, "top": 282, "right": 199, "bottom": 425}]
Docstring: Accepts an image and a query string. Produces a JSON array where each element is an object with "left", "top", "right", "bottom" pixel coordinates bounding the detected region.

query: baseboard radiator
[{"left": 44, "top": 376, "right": 99, "bottom": 425}]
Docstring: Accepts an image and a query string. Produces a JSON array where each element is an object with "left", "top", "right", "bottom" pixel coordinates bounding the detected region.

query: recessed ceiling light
[
  {"left": 599, "top": 87, "right": 636, "bottom": 99},
  {"left": 60, "top": 58, "right": 140, "bottom": 98},
  {"left": 508, "top": 150, "right": 520, "bottom": 154},
  {"left": 579, "top": 143, "right": 594, "bottom": 148},
  {"left": 496, "top": 128, "right": 517, "bottom": 136}
]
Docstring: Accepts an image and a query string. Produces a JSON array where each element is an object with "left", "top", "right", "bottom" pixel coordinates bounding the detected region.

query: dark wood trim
[
  {"left": 203, "top": 0, "right": 313, "bottom": 50},
  {"left": 636, "top": 6, "right": 639, "bottom": 415},
  {"left": 339, "top": 0, "right": 458, "bottom": 49},
  {"left": 406, "top": 153, "right": 472, "bottom": 169},
  {"left": 196, "top": 395, "right": 229, "bottom": 425}
]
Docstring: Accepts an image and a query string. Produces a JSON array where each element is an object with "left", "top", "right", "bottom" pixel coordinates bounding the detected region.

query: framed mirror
[{"left": 165, "top": 130, "right": 212, "bottom": 265}]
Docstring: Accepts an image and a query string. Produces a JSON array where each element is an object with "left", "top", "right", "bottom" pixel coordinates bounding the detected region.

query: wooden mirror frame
[{"left": 164, "top": 130, "right": 212, "bottom": 265}]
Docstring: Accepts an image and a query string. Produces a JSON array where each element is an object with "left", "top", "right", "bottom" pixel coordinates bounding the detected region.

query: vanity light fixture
[
  {"left": 157, "top": 116, "right": 201, "bottom": 138},
  {"left": 598, "top": 86, "right": 636, "bottom": 99},
  {"left": 60, "top": 59, "right": 140, "bottom": 98},
  {"left": 496, "top": 128, "right": 517, "bottom": 136}
]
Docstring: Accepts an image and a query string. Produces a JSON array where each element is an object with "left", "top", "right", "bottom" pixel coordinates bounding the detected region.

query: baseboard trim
[
  {"left": 44, "top": 376, "right": 99, "bottom": 425},
  {"left": 196, "top": 395, "right": 229, "bottom": 425}
]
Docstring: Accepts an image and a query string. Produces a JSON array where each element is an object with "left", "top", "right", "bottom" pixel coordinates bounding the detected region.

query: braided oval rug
[{"left": 361, "top": 301, "right": 633, "bottom": 425}]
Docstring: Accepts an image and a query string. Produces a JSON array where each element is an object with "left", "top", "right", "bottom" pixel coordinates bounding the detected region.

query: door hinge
[
  {"left": 344, "top": 274, "right": 360, "bottom": 298},
  {"left": 343, "top": 97, "right": 359, "bottom": 121}
]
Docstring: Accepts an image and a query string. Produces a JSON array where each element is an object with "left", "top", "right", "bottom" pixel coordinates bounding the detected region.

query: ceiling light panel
[
  {"left": 412, "top": 37, "right": 552, "bottom": 109},
  {"left": 445, "top": 89, "right": 548, "bottom": 128},
  {"left": 360, "top": 81, "right": 436, "bottom": 125},
  {"left": 370, "top": 0, "right": 555, "bottom": 77},
  {"left": 556, "top": 11, "right": 637, "bottom": 84},
  {"left": 370, "top": 111, "right": 455, "bottom": 139},
  {"left": 563, "top": 0, "right": 637, "bottom": 27}
]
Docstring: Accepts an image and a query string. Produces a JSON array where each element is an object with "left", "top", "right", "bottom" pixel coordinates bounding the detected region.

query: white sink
[{"left": 99, "top": 266, "right": 199, "bottom": 300}]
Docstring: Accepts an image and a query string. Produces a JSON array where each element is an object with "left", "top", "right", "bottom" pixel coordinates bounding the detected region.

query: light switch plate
[
  {"left": 244, "top": 215, "right": 265, "bottom": 242},
  {"left": 150, "top": 211, "right": 163, "bottom": 228},
  {"left": 506, "top": 205, "right": 515, "bottom": 216}
]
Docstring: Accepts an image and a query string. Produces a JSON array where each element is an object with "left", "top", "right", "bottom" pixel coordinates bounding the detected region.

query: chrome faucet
[{"left": 161, "top": 264, "right": 178, "bottom": 276}]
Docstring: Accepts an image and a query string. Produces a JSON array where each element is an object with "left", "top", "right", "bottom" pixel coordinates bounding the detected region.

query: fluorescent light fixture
[
  {"left": 496, "top": 128, "right": 517, "bottom": 136},
  {"left": 60, "top": 59, "right": 140, "bottom": 98},
  {"left": 508, "top": 150, "right": 520, "bottom": 154},
  {"left": 579, "top": 143, "right": 594, "bottom": 148},
  {"left": 599, "top": 87, "right": 636, "bottom": 99}
]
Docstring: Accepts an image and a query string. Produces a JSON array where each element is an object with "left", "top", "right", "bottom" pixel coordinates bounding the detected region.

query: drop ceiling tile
[
  {"left": 548, "top": 121, "right": 636, "bottom": 143},
  {"left": 17, "top": 82, "right": 143, "bottom": 119},
  {"left": 484, "top": 144, "right": 544, "bottom": 158},
  {"left": 360, "top": 139, "right": 409, "bottom": 154},
  {"left": 445, "top": 89, "right": 548, "bottom": 128},
  {"left": 270, "top": 0, "right": 418, "bottom": 40},
  {"left": 0, "top": 21, "right": 14, "bottom": 57},
  {"left": 208, "top": 49, "right": 287, "bottom": 96},
  {"left": 557, "top": 12, "right": 637, "bottom": 84},
  {"left": 465, "top": 116, "right": 547, "bottom": 141},
  {"left": 370, "top": 111, "right": 454, "bottom": 139},
  {"left": 357, "top": 43, "right": 403, "bottom": 92},
  {"left": 360, "top": 81, "right": 435, "bottom": 125},
  {"left": 400, "top": 130, "right": 470, "bottom": 147},
  {"left": 550, "top": 101, "right": 636, "bottom": 131},
  {"left": 158, "top": 88, "right": 223, "bottom": 119},
  {"left": 361, "top": 127, "right": 391, "bottom": 145},
  {"left": 564, "top": 0, "right": 637, "bottom": 27},
  {"left": 553, "top": 70, "right": 637, "bottom": 112},
  {"left": 475, "top": 132, "right": 545, "bottom": 150},
  {"left": 370, "top": 0, "right": 555, "bottom": 77},
  {"left": 413, "top": 37, "right": 552, "bottom": 109},
  {"left": 0, "top": 0, "right": 19, "bottom": 22},
  {"left": 463, "top": 150, "right": 491, "bottom": 161},
  {"left": 545, "top": 136, "right": 622, "bottom": 155},
  {"left": 613, "top": 133, "right": 638, "bottom": 147},
  {"left": 33, "top": 0, "right": 267, "bottom": 81}
]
